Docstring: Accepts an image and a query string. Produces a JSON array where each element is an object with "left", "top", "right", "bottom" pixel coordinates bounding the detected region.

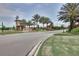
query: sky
[{"left": 0, "top": 3, "right": 69, "bottom": 27}]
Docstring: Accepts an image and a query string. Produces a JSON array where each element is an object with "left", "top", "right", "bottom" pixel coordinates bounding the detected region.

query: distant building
[
  {"left": 15, "top": 16, "right": 54, "bottom": 31},
  {"left": 15, "top": 20, "right": 26, "bottom": 31},
  {"left": 15, "top": 18, "right": 33, "bottom": 32}
]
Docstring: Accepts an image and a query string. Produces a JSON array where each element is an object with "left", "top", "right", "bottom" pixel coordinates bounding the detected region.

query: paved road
[{"left": 0, "top": 30, "right": 62, "bottom": 56}]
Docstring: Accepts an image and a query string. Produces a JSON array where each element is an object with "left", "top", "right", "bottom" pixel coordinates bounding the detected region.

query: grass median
[
  {"left": 0, "top": 30, "right": 23, "bottom": 35},
  {"left": 37, "top": 34, "right": 79, "bottom": 56}
]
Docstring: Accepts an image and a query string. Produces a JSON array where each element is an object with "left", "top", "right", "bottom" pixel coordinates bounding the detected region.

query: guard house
[{"left": 15, "top": 19, "right": 26, "bottom": 31}]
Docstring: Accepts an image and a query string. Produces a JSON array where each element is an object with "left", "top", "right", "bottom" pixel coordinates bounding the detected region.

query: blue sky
[{"left": 0, "top": 3, "right": 69, "bottom": 27}]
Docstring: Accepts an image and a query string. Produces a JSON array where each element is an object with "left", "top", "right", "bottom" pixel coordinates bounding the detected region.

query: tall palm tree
[
  {"left": 16, "top": 16, "right": 19, "bottom": 20},
  {"left": 39, "top": 16, "right": 46, "bottom": 28},
  {"left": 31, "top": 19, "right": 36, "bottom": 29},
  {"left": 32, "top": 14, "right": 40, "bottom": 29},
  {"left": 47, "top": 20, "right": 53, "bottom": 28},
  {"left": 2, "top": 22, "right": 4, "bottom": 32},
  {"left": 27, "top": 21, "right": 33, "bottom": 28},
  {"left": 21, "top": 19, "right": 27, "bottom": 30},
  {"left": 44, "top": 17, "right": 51, "bottom": 27},
  {"left": 22, "top": 19, "right": 27, "bottom": 26},
  {"left": 58, "top": 3, "right": 79, "bottom": 32},
  {"left": 39, "top": 16, "right": 51, "bottom": 28}
]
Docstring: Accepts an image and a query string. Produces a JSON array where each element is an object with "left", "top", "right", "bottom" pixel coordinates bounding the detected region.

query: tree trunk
[
  {"left": 37, "top": 21, "right": 39, "bottom": 29},
  {"left": 43, "top": 23, "right": 44, "bottom": 30},
  {"left": 34, "top": 25, "right": 36, "bottom": 30},
  {"left": 37, "top": 25, "right": 39, "bottom": 29},
  {"left": 47, "top": 23, "right": 48, "bottom": 30},
  {"left": 69, "top": 20, "right": 74, "bottom": 32},
  {"left": 29, "top": 25, "right": 30, "bottom": 32},
  {"left": 2, "top": 22, "right": 4, "bottom": 32}
]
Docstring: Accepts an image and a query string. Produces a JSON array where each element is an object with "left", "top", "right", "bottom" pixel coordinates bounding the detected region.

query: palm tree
[
  {"left": 32, "top": 14, "right": 40, "bottom": 29},
  {"left": 22, "top": 19, "right": 27, "bottom": 26},
  {"left": 39, "top": 16, "right": 46, "bottom": 28},
  {"left": 31, "top": 19, "right": 36, "bottom": 29},
  {"left": 27, "top": 21, "right": 33, "bottom": 28},
  {"left": 47, "top": 20, "right": 53, "bottom": 28},
  {"left": 58, "top": 3, "right": 79, "bottom": 32},
  {"left": 44, "top": 17, "right": 51, "bottom": 28},
  {"left": 2, "top": 22, "right": 4, "bottom": 32},
  {"left": 21, "top": 19, "right": 27, "bottom": 30},
  {"left": 16, "top": 16, "right": 19, "bottom": 20},
  {"left": 39, "top": 16, "right": 51, "bottom": 28}
]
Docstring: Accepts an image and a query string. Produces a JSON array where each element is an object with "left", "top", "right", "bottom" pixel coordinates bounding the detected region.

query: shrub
[{"left": 71, "top": 27, "right": 79, "bottom": 33}]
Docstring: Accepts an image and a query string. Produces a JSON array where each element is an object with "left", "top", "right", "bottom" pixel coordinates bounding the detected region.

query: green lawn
[
  {"left": 37, "top": 35, "right": 79, "bottom": 56},
  {"left": 0, "top": 30, "right": 23, "bottom": 35}
]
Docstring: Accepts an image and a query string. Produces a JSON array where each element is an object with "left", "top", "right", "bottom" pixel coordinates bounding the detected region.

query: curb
[
  {"left": 27, "top": 39, "right": 43, "bottom": 56},
  {"left": 28, "top": 34, "right": 53, "bottom": 56},
  {"left": 34, "top": 38, "right": 46, "bottom": 56}
]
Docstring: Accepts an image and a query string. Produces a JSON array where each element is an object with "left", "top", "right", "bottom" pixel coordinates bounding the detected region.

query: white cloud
[
  {"left": 0, "top": 4, "right": 26, "bottom": 18},
  {"left": 0, "top": 4, "right": 27, "bottom": 27}
]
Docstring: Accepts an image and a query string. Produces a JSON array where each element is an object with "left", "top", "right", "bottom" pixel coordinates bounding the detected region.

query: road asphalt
[{"left": 0, "top": 30, "right": 62, "bottom": 56}]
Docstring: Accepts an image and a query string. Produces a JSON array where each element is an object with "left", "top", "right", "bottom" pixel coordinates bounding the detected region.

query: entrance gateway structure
[
  {"left": 15, "top": 16, "right": 26, "bottom": 31},
  {"left": 15, "top": 16, "right": 33, "bottom": 32},
  {"left": 15, "top": 20, "right": 26, "bottom": 31},
  {"left": 15, "top": 16, "right": 54, "bottom": 31}
]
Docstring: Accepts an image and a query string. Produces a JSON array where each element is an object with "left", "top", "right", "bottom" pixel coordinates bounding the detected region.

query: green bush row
[{"left": 71, "top": 27, "right": 79, "bottom": 33}]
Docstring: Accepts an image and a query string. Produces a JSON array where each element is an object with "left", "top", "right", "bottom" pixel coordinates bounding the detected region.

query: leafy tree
[{"left": 58, "top": 3, "right": 79, "bottom": 32}]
